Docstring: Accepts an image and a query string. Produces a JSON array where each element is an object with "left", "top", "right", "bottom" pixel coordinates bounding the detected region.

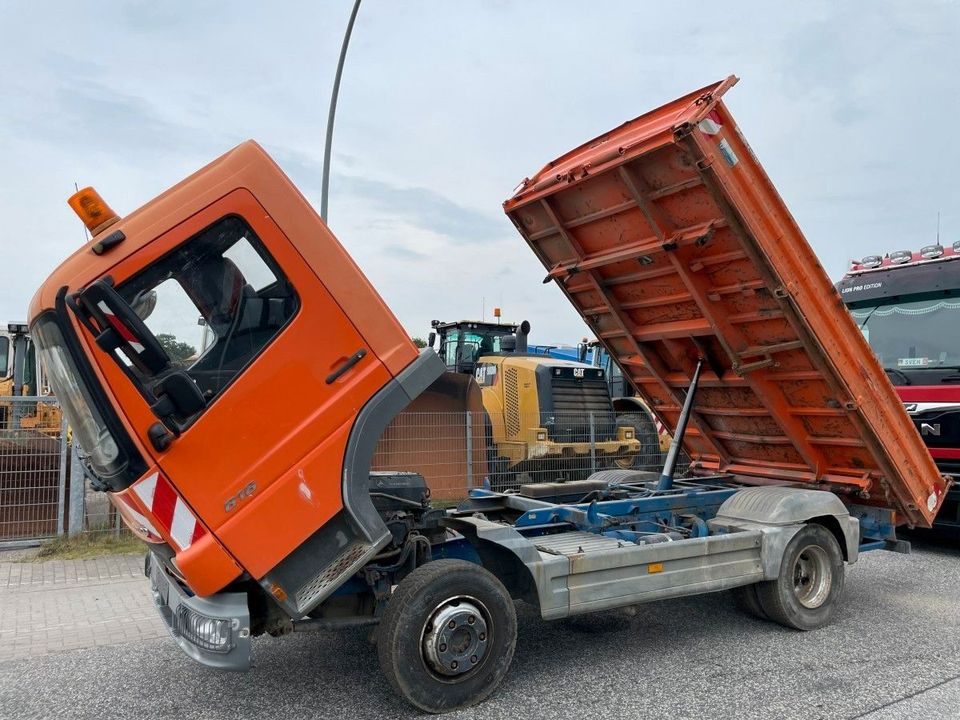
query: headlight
[
  {"left": 175, "top": 606, "right": 235, "bottom": 653},
  {"left": 536, "top": 431, "right": 547, "bottom": 441},
  {"left": 623, "top": 429, "right": 634, "bottom": 439}
]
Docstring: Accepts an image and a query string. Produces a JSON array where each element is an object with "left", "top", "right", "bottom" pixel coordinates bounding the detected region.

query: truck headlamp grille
[{"left": 175, "top": 606, "right": 235, "bottom": 653}]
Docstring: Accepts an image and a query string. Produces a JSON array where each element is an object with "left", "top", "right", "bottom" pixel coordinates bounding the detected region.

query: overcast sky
[{"left": 2, "top": 1, "right": 959, "bottom": 344}]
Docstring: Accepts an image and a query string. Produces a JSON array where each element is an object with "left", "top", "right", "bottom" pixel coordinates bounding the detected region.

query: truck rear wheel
[
  {"left": 377, "top": 559, "right": 517, "bottom": 713},
  {"left": 756, "top": 524, "right": 844, "bottom": 631},
  {"left": 613, "top": 412, "right": 662, "bottom": 472}
]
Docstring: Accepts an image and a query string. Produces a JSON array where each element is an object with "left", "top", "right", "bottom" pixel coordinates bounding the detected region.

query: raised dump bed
[{"left": 503, "top": 76, "right": 949, "bottom": 528}]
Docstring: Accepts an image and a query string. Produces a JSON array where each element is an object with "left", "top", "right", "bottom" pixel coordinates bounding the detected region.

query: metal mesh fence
[
  {"left": 0, "top": 396, "right": 127, "bottom": 546},
  {"left": 0, "top": 397, "right": 65, "bottom": 542},
  {"left": 0, "top": 400, "right": 691, "bottom": 545},
  {"left": 372, "top": 410, "right": 689, "bottom": 500}
]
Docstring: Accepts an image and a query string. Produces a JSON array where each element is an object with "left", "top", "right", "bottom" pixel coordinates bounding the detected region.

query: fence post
[
  {"left": 10, "top": 335, "right": 27, "bottom": 429},
  {"left": 68, "top": 443, "right": 85, "bottom": 537},
  {"left": 589, "top": 412, "right": 596, "bottom": 475},
  {"left": 56, "top": 414, "right": 68, "bottom": 536},
  {"left": 465, "top": 411, "right": 473, "bottom": 490}
]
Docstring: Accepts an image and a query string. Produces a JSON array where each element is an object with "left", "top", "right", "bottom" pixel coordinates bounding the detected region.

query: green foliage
[
  {"left": 27, "top": 533, "right": 144, "bottom": 562},
  {"left": 156, "top": 333, "right": 197, "bottom": 363},
  {"left": 411, "top": 336, "right": 428, "bottom": 348}
]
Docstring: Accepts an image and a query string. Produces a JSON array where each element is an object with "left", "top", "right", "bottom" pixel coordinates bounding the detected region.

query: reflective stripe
[
  {"left": 133, "top": 472, "right": 159, "bottom": 507},
  {"left": 114, "top": 492, "right": 161, "bottom": 540},
  {"left": 170, "top": 499, "right": 197, "bottom": 551},
  {"left": 130, "top": 471, "right": 205, "bottom": 552}
]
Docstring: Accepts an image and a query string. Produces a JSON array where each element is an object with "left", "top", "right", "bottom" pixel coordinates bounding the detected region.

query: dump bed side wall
[{"left": 505, "top": 78, "right": 948, "bottom": 526}]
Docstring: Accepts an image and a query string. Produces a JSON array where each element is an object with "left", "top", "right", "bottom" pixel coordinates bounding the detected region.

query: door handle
[{"left": 326, "top": 348, "right": 368, "bottom": 384}]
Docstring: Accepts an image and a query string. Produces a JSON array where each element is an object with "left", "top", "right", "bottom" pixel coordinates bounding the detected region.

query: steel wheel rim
[
  {"left": 420, "top": 595, "right": 491, "bottom": 681},
  {"left": 792, "top": 544, "right": 832, "bottom": 609}
]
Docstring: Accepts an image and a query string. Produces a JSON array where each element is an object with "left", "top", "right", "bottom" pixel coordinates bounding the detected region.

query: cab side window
[{"left": 118, "top": 215, "right": 299, "bottom": 401}]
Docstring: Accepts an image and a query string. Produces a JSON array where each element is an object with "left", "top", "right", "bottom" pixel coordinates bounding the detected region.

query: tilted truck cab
[
  {"left": 30, "top": 78, "right": 952, "bottom": 713},
  {"left": 29, "top": 142, "right": 447, "bottom": 657}
]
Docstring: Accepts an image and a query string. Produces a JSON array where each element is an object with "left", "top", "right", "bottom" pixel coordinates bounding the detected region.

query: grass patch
[
  {"left": 430, "top": 498, "right": 464, "bottom": 509},
  {"left": 26, "top": 533, "right": 145, "bottom": 562}
]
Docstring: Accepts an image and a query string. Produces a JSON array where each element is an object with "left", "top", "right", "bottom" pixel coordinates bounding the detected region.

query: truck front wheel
[
  {"left": 756, "top": 523, "right": 845, "bottom": 631},
  {"left": 377, "top": 559, "right": 517, "bottom": 713}
]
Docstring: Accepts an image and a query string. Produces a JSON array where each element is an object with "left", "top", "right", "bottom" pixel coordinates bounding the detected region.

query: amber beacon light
[{"left": 68, "top": 186, "right": 120, "bottom": 236}]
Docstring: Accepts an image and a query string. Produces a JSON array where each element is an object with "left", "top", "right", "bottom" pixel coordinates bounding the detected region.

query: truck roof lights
[
  {"left": 920, "top": 244, "right": 944, "bottom": 259},
  {"left": 860, "top": 255, "right": 883, "bottom": 269},
  {"left": 67, "top": 186, "right": 120, "bottom": 236},
  {"left": 890, "top": 250, "right": 913, "bottom": 265}
]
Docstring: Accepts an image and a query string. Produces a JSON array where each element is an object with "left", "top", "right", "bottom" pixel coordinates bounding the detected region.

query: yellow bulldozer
[
  {"left": 428, "top": 319, "right": 641, "bottom": 485},
  {"left": 0, "top": 323, "right": 61, "bottom": 433}
]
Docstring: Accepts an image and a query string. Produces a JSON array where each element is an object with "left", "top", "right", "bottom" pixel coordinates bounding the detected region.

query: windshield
[
  {"left": 850, "top": 297, "right": 960, "bottom": 369},
  {"left": 441, "top": 330, "right": 503, "bottom": 368},
  {"left": 32, "top": 315, "right": 125, "bottom": 481}
]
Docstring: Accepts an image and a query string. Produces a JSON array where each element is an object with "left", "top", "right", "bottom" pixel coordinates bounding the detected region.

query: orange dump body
[{"left": 504, "top": 76, "right": 949, "bottom": 527}]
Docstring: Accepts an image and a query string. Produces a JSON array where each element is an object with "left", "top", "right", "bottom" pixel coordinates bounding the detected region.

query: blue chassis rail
[
  {"left": 451, "top": 476, "right": 901, "bottom": 551},
  {"left": 332, "top": 476, "right": 903, "bottom": 599}
]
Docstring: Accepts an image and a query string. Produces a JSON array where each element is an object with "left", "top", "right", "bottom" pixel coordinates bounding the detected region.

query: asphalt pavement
[{"left": 1, "top": 534, "right": 958, "bottom": 720}]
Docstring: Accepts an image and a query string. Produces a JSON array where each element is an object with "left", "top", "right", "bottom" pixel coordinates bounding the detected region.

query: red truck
[
  {"left": 28, "top": 76, "right": 948, "bottom": 712},
  {"left": 837, "top": 247, "right": 960, "bottom": 531}
]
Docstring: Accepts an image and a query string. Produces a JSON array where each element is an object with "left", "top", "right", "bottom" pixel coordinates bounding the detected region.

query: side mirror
[
  {"left": 146, "top": 370, "right": 206, "bottom": 450},
  {"left": 130, "top": 289, "right": 157, "bottom": 321},
  {"left": 427, "top": 331, "right": 436, "bottom": 349},
  {"left": 152, "top": 370, "right": 206, "bottom": 422},
  {"left": 77, "top": 279, "right": 169, "bottom": 376}
]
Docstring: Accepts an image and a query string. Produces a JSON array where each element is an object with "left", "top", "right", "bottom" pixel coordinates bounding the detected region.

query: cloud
[
  {"left": 383, "top": 244, "right": 428, "bottom": 261},
  {"left": 335, "top": 174, "right": 506, "bottom": 244},
  {"left": 2, "top": 1, "right": 960, "bottom": 347}
]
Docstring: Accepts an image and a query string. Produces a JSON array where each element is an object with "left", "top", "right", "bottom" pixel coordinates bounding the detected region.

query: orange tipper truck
[{"left": 30, "top": 76, "right": 949, "bottom": 713}]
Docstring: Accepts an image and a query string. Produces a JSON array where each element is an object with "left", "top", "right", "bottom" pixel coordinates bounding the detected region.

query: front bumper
[
  {"left": 528, "top": 437, "right": 641, "bottom": 460},
  {"left": 147, "top": 553, "right": 251, "bottom": 671}
]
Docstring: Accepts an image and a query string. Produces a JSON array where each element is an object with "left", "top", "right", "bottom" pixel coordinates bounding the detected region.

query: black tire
[
  {"left": 613, "top": 412, "right": 662, "bottom": 472},
  {"left": 731, "top": 583, "right": 768, "bottom": 620},
  {"left": 377, "top": 559, "right": 517, "bottom": 713},
  {"left": 756, "top": 524, "right": 845, "bottom": 631}
]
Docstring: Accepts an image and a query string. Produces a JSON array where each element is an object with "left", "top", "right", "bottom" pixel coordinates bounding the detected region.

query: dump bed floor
[{"left": 503, "top": 77, "right": 948, "bottom": 527}]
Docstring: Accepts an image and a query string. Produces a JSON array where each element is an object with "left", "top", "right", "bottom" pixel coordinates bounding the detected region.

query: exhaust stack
[{"left": 516, "top": 320, "right": 530, "bottom": 353}]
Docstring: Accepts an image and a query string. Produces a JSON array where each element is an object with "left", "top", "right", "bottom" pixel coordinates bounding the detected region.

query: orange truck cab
[
  {"left": 30, "top": 80, "right": 950, "bottom": 714},
  {"left": 29, "top": 141, "right": 449, "bottom": 665}
]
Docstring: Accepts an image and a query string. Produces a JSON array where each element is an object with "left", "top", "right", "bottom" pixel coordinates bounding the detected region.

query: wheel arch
[
  {"left": 612, "top": 397, "right": 655, "bottom": 416},
  {"left": 805, "top": 514, "right": 854, "bottom": 563},
  {"left": 714, "top": 486, "right": 861, "bottom": 570},
  {"left": 441, "top": 517, "right": 542, "bottom": 610}
]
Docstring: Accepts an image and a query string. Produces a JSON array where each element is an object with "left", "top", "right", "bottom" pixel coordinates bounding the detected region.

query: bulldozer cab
[{"left": 430, "top": 320, "right": 528, "bottom": 375}]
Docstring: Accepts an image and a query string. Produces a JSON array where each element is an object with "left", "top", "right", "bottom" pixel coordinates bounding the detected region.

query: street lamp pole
[{"left": 321, "top": 0, "right": 362, "bottom": 223}]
